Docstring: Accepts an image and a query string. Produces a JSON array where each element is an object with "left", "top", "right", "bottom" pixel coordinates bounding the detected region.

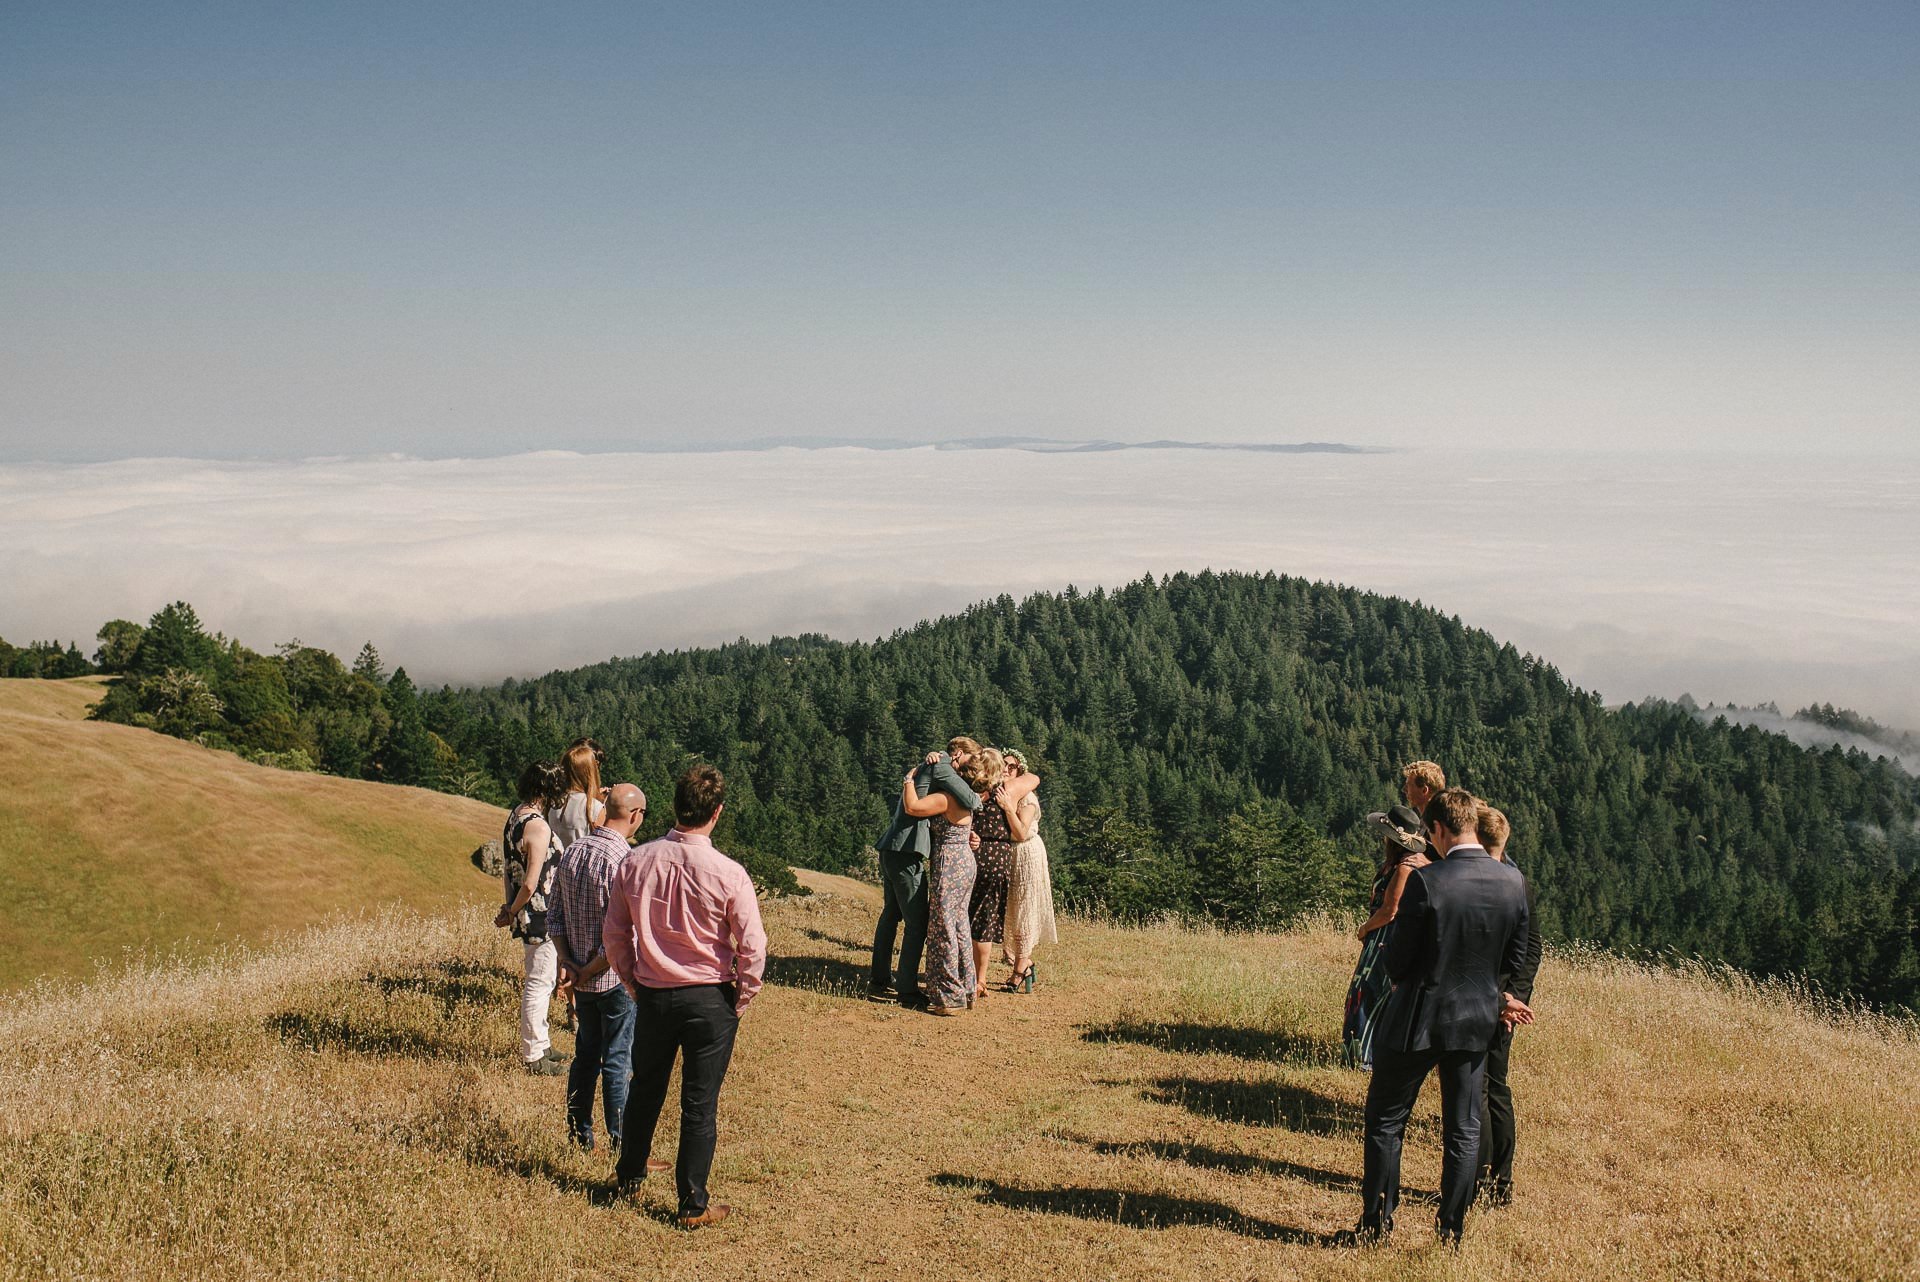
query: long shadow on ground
[
  {"left": 367, "top": 958, "right": 519, "bottom": 1012},
  {"left": 449, "top": 1133, "right": 619, "bottom": 1205},
  {"left": 763, "top": 952, "right": 873, "bottom": 998},
  {"left": 384, "top": 1093, "right": 627, "bottom": 1207},
  {"left": 266, "top": 1010, "right": 459, "bottom": 1060},
  {"left": 1145, "top": 1076, "right": 1365, "bottom": 1136},
  {"left": 1088, "top": 1139, "right": 1434, "bottom": 1200},
  {"left": 1083, "top": 1020, "right": 1341, "bottom": 1067},
  {"left": 932, "top": 1174, "right": 1341, "bottom": 1245},
  {"left": 267, "top": 960, "right": 517, "bottom": 1061},
  {"left": 795, "top": 926, "right": 870, "bottom": 952}
]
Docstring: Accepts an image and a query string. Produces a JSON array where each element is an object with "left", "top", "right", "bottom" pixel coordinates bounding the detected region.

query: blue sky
[{"left": 3, "top": 2, "right": 1915, "bottom": 459}]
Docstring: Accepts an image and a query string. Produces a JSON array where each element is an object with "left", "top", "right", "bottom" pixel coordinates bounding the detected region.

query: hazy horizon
[{"left": 4, "top": 445, "right": 1915, "bottom": 732}]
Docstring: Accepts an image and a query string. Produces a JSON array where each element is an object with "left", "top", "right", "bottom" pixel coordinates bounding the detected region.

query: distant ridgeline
[{"left": 29, "top": 573, "right": 1920, "bottom": 1010}]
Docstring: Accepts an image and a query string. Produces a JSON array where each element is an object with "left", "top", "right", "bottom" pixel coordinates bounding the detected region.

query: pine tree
[{"left": 352, "top": 643, "right": 387, "bottom": 685}]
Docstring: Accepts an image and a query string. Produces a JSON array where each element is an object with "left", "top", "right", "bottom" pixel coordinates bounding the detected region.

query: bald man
[{"left": 548, "top": 782, "right": 664, "bottom": 1162}]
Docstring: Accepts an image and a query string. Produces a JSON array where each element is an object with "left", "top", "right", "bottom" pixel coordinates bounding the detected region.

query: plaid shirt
[{"left": 546, "top": 825, "right": 633, "bottom": 994}]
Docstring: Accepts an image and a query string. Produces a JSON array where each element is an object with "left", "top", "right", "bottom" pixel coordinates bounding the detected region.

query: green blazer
[{"left": 874, "top": 754, "right": 979, "bottom": 858}]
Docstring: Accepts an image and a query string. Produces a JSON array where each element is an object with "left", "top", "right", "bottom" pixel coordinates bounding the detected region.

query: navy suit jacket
[
  {"left": 1375, "top": 845, "right": 1531, "bottom": 1054},
  {"left": 873, "top": 754, "right": 979, "bottom": 858}
]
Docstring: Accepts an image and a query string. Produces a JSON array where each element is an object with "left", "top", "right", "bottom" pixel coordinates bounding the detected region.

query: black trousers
[
  {"left": 615, "top": 984, "right": 740, "bottom": 1215},
  {"left": 1477, "top": 1024, "right": 1515, "bottom": 1191},
  {"left": 1361, "top": 1045, "right": 1486, "bottom": 1239}
]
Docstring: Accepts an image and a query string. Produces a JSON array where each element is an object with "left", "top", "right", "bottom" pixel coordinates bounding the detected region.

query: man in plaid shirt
[{"left": 548, "top": 781, "right": 661, "bottom": 1161}]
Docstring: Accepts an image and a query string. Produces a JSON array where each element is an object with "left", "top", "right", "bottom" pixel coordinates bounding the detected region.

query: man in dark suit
[
  {"left": 1475, "top": 804, "right": 1544, "bottom": 1208},
  {"left": 868, "top": 737, "right": 980, "bottom": 1009},
  {"left": 1353, "top": 787, "right": 1534, "bottom": 1246}
]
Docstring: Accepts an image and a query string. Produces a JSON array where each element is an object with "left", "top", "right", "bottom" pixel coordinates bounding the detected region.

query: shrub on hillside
[
  {"left": 87, "top": 602, "right": 496, "bottom": 800},
  {"left": 725, "top": 839, "right": 806, "bottom": 900}
]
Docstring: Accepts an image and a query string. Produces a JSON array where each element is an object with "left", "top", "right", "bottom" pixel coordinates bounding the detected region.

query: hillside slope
[
  {"left": 2, "top": 878, "right": 1911, "bottom": 1281},
  {"left": 0, "top": 678, "right": 500, "bottom": 988}
]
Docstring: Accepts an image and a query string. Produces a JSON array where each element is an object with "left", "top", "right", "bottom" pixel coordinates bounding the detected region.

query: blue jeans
[{"left": 568, "top": 985, "right": 637, "bottom": 1150}]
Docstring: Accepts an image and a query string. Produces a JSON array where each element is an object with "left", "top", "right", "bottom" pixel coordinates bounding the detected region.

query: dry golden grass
[
  {"left": 2, "top": 868, "right": 1913, "bottom": 1282},
  {"left": 0, "top": 677, "right": 500, "bottom": 988}
]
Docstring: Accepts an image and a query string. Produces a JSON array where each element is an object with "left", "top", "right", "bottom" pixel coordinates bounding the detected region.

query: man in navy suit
[{"left": 1352, "top": 787, "right": 1534, "bottom": 1246}]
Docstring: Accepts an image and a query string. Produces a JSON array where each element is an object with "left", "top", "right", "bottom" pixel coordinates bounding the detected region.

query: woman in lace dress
[{"left": 999, "top": 750, "right": 1056, "bottom": 993}]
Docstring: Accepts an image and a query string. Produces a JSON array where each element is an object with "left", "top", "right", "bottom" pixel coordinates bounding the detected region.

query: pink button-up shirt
[{"left": 602, "top": 829, "right": 767, "bottom": 1013}]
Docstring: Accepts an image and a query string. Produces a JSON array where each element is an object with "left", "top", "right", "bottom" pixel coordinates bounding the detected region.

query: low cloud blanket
[{"left": 2, "top": 447, "right": 1914, "bottom": 728}]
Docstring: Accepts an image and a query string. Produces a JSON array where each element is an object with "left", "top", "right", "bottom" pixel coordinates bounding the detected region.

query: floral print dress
[{"left": 924, "top": 818, "right": 978, "bottom": 1009}]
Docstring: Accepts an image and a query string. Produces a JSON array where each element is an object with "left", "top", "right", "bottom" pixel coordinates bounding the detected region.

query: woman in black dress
[{"left": 967, "top": 748, "right": 1044, "bottom": 1001}]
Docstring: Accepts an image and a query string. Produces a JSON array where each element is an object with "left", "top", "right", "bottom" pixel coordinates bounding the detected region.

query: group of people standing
[
  {"left": 869, "top": 736, "right": 1059, "bottom": 1015},
  {"left": 497, "top": 739, "right": 766, "bottom": 1229},
  {"left": 488, "top": 734, "right": 1532, "bottom": 1245},
  {"left": 1340, "top": 759, "right": 1544, "bottom": 1246}
]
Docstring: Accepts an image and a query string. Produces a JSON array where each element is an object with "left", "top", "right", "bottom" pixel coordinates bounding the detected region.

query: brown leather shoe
[
  {"left": 677, "top": 1203, "right": 732, "bottom": 1229},
  {"left": 616, "top": 1159, "right": 673, "bottom": 1200}
]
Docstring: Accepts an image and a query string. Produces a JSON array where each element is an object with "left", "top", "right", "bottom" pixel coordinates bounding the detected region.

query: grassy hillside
[
  {"left": 3, "top": 872, "right": 1911, "bottom": 1281},
  {"left": 0, "top": 677, "right": 501, "bottom": 988}
]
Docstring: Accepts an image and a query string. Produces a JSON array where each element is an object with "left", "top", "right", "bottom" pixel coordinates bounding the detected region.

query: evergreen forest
[{"left": 30, "top": 572, "right": 1920, "bottom": 1010}]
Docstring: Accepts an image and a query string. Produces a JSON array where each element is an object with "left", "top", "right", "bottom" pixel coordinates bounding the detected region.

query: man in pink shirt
[{"left": 604, "top": 763, "right": 767, "bottom": 1228}]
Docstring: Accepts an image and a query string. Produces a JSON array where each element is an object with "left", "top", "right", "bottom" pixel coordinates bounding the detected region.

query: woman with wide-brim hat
[{"left": 1341, "top": 804, "right": 1432, "bottom": 1070}]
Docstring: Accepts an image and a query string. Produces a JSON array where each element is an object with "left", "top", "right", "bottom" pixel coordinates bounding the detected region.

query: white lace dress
[{"left": 1001, "top": 795, "right": 1058, "bottom": 961}]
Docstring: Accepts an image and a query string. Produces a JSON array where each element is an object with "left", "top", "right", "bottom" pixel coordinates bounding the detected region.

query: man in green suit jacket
[{"left": 869, "top": 736, "right": 980, "bottom": 1009}]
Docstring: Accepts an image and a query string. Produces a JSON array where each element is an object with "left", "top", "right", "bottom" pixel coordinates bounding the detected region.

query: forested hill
[
  {"left": 420, "top": 572, "right": 1920, "bottom": 1011},
  {"left": 55, "top": 572, "right": 1919, "bottom": 1008}
]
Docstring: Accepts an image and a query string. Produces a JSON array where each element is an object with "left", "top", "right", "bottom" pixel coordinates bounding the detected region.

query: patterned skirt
[
  {"left": 969, "top": 836, "right": 1015, "bottom": 944},
  {"left": 1342, "top": 924, "right": 1394, "bottom": 1070},
  {"left": 925, "top": 819, "right": 978, "bottom": 1009}
]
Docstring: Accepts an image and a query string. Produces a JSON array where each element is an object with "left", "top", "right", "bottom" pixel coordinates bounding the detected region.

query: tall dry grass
[{"left": 2, "top": 871, "right": 1913, "bottom": 1281}]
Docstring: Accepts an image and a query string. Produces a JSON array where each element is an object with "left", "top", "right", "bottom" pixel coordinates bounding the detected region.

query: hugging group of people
[
  {"left": 495, "top": 739, "right": 767, "bottom": 1230},
  {"left": 1338, "top": 759, "right": 1544, "bottom": 1246},
  {"left": 868, "top": 736, "right": 1059, "bottom": 1015}
]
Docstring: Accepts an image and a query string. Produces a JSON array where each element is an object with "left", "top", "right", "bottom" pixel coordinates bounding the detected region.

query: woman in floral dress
[{"left": 898, "top": 750, "right": 1001, "bottom": 1014}]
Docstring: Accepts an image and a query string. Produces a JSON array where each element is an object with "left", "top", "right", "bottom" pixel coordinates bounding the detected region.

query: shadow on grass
[
  {"left": 931, "top": 1173, "right": 1341, "bottom": 1245},
  {"left": 1083, "top": 1019, "right": 1342, "bottom": 1067},
  {"left": 763, "top": 952, "right": 873, "bottom": 997},
  {"left": 266, "top": 1010, "right": 467, "bottom": 1060},
  {"left": 367, "top": 958, "right": 518, "bottom": 1012},
  {"left": 267, "top": 959, "right": 517, "bottom": 1061},
  {"left": 463, "top": 1142, "right": 622, "bottom": 1205},
  {"left": 1087, "top": 1139, "right": 1434, "bottom": 1200},
  {"left": 1145, "top": 1076, "right": 1364, "bottom": 1136},
  {"left": 796, "top": 926, "right": 871, "bottom": 953},
  {"left": 385, "top": 1092, "right": 629, "bottom": 1207}
]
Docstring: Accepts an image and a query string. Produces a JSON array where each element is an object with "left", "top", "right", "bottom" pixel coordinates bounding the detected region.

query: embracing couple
[{"left": 868, "top": 736, "right": 1048, "bottom": 1015}]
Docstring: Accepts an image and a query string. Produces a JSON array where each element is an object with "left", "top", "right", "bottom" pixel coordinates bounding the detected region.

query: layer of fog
[
  {"left": 1691, "top": 705, "right": 1917, "bottom": 775},
  {"left": 1, "top": 447, "right": 1915, "bottom": 730}
]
